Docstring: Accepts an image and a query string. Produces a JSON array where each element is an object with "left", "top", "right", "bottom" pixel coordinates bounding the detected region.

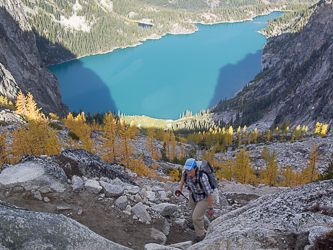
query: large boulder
[
  {"left": 0, "top": 200, "right": 131, "bottom": 250},
  {"left": 52, "top": 149, "right": 136, "bottom": 185},
  {"left": 152, "top": 203, "right": 178, "bottom": 217},
  {"left": 132, "top": 202, "right": 151, "bottom": 223},
  {"left": 189, "top": 179, "right": 333, "bottom": 249},
  {"left": 0, "top": 155, "right": 68, "bottom": 192}
]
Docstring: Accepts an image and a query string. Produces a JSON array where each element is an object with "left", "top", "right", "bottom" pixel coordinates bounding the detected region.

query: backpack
[{"left": 183, "top": 160, "right": 218, "bottom": 192}]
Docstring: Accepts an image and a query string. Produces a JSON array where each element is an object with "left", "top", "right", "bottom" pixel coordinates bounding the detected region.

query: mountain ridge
[
  {"left": 0, "top": 0, "right": 69, "bottom": 117},
  {"left": 213, "top": 0, "right": 333, "bottom": 131}
]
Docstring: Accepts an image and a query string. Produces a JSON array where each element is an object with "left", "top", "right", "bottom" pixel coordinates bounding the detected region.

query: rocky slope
[
  {"left": 0, "top": 0, "right": 68, "bottom": 117},
  {"left": 0, "top": 150, "right": 332, "bottom": 249},
  {"left": 213, "top": 0, "right": 333, "bottom": 131}
]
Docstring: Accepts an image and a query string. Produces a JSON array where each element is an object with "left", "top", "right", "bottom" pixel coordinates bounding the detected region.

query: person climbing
[{"left": 177, "top": 158, "right": 214, "bottom": 243}]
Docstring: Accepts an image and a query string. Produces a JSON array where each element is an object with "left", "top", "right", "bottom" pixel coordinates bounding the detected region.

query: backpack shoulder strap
[
  {"left": 183, "top": 171, "right": 188, "bottom": 183},
  {"left": 198, "top": 171, "right": 204, "bottom": 190}
]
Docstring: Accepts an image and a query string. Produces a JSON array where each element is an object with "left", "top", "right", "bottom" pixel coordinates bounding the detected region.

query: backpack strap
[{"left": 198, "top": 171, "right": 204, "bottom": 190}]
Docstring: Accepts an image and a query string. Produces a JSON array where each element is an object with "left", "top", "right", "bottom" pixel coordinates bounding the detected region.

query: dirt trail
[{"left": 0, "top": 189, "right": 195, "bottom": 250}]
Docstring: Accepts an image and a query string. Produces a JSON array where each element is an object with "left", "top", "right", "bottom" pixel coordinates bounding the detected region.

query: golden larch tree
[
  {"left": 234, "top": 149, "right": 254, "bottom": 184},
  {"left": 216, "top": 157, "right": 235, "bottom": 181},
  {"left": 14, "top": 90, "right": 28, "bottom": 117},
  {"left": 146, "top": 124, "right": 155, "bottom": 159},
  {"left": 0, "top": 133, "right": 9, "bottom": 167},
  {"left": 117, "top": 119, "right": 134, "bottom": 168},
  {"left": 262, "top": 151, "right": 278, "bottom": 186},
  {"left": 163, "top": 131, "right": 170, "bottom": 160},
  {"left": 100, "top": 112, "right": 118, "bottom": 163},
  {"left": 169, "top": 132, "right": 177, "bottom": 161},
  {"left": 301, "top": 142, "right": 320, "bottom": 184}
]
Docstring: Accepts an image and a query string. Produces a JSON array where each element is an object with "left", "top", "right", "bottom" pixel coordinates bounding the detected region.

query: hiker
[{"left": 177, "top": 158, "right": 214, "bottom": 243}]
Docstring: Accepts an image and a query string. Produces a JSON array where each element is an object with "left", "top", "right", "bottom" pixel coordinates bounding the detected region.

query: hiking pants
[{"left": 189, "top": 195, "right": 208, "bottom": 237}]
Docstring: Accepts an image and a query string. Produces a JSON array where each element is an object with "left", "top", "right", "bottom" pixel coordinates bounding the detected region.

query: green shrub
[
  {"left": 68, "top": 131, "right": 79, "bottom": 140},
  {"left": 48, "top": 122, "right": 62, "bottom": 130}
]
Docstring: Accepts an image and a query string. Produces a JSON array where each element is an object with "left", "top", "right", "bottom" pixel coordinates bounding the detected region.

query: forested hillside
[{"left": 20, "top": 0, "right": 316, "bottom": 65}]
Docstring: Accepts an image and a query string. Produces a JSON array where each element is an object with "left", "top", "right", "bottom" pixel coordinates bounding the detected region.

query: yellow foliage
[
  {"left": 228, "top": 126, "right": 233, "bottom": 136},
  {"left": 260, "top": 147, "right": 270, "bottom": 160},
  {"left": 169, "top": 168, "right": 180, "bottom": 182},
  {"left": 281, "top": 165, "right": 301, "bottom": 187},
  {"left": 10, "top": 120, "right": 62, "bottom": 164},
  {"left": 0, "top": 133, "right": 9, "bottom": 167},
  {"left": 266, "top": 130, "right": 273, "bottom": 142},
  {"left": 0, "top": 95, "right": 14, "bottom": 109},
  {"left": 152, "top": 148, "right": 160, "bottom": 160},
  {"left": 294, "top": 125, "right": 301, "bottom": 140},
  {"left": 301, "top": 125, "right": 308, "bottom": 138},
  {"left": 234, "top": 149, "right": 254, "bottom": 184},
  {"left": 117, "top": 120, "right": 134, "bottom": 167},
  {"left": 178, "top": 136, "right": 187, "bottom": 144},
  {"left": 128, "top": 158, "right": 163, "bottom": 180},
  {"left": 49, "top": 113, "right": 59, "bottom": 120},
  {"left": 62, "top": 112, "right": 94, "bottom": 153},
  {"left": 169, "top": 132, "right": 177, "bottom": 161},
  {"left": 301, "top": 142, "right": 320, "bottom": 184},
  {"left": 261, "top": 151, "right": 278, "bottom": 186},
  {"left": 100, "top": 112, "right": 118, "bottom": 163},
  {"left": 216, "top": 157, "right": 235, "bottom": 181},
  {"left": 177, "top": 144, "right": 185, "bottom": 161},
  {"left": 129, "top": 120, "right": 139, "bottom": 139},
  {"left": 312, "top": 122, "right": 328, "bottom": 137},
  {"left": 62, "top": 113, "right": 75, "bottom": 129},
  {"left": 14, "top": 91, "right": 46, "bottom": 121},
  {"left": 146, "top": 124, "right": 155, "bottom": 158}
]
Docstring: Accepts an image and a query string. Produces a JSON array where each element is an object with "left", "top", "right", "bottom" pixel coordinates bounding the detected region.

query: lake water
[{"left": 49, "top": 12, "right": 284, "bottom": 120}]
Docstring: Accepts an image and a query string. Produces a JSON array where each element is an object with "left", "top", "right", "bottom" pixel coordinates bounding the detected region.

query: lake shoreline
[
  {"left": 51, "top": 12, "right": 284, "bottom": 120},
  {"left": 48, "top": 8, "right": 288, "bottom": 67}
]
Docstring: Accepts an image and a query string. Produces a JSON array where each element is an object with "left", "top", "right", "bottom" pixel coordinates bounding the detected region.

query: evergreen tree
[{"left": 319, "top": 157, "right": 333, "bottom": 180}]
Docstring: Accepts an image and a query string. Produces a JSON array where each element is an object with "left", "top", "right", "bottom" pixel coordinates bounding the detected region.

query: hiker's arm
[
  {"left": 178, "top": 175, "right": 185, "bottom": 191},
  {"left": 207, "top": 195, "right": 214, "bottom": 216},
  {"left": 208, "top": 195, "right": 213, "bottom": 208}
]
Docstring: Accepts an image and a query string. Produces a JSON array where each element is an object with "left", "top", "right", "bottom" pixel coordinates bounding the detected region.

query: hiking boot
[{"left": 194, "top": 234, "right": 205, "bottom": 243}]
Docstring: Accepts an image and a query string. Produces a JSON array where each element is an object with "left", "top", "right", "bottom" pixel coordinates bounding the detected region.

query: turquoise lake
[{"left": 49, "top": 12, "right": 284, "bottom": 120}]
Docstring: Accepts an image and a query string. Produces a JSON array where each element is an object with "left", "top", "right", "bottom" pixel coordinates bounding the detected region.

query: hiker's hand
[
  {"left": 175, "top": 190, "right": 181, "bottom": 197},
  {"left": 208, "top": 209, "right": 214, "bottom": 216}
]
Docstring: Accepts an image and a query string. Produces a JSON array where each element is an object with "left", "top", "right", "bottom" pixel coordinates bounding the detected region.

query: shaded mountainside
[
  {"left": 212, "top": 0, "right": 333, "bottom": 131},
  {"left": 0, "top": 0, "right": 68, "bottom": 117}
]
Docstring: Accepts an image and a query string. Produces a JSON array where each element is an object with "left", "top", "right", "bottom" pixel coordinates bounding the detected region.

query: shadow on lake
[
  {"left": 209, "top": 49, "right": 263, "bottom": 108},
  {"left": 49, "top": 60, "right": 118, "bottom": 114}
]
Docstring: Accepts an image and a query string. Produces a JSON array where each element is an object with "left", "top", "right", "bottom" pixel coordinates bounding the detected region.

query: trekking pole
[{"left": 175, "top": 190, "right": 189, "bottom": 201}]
